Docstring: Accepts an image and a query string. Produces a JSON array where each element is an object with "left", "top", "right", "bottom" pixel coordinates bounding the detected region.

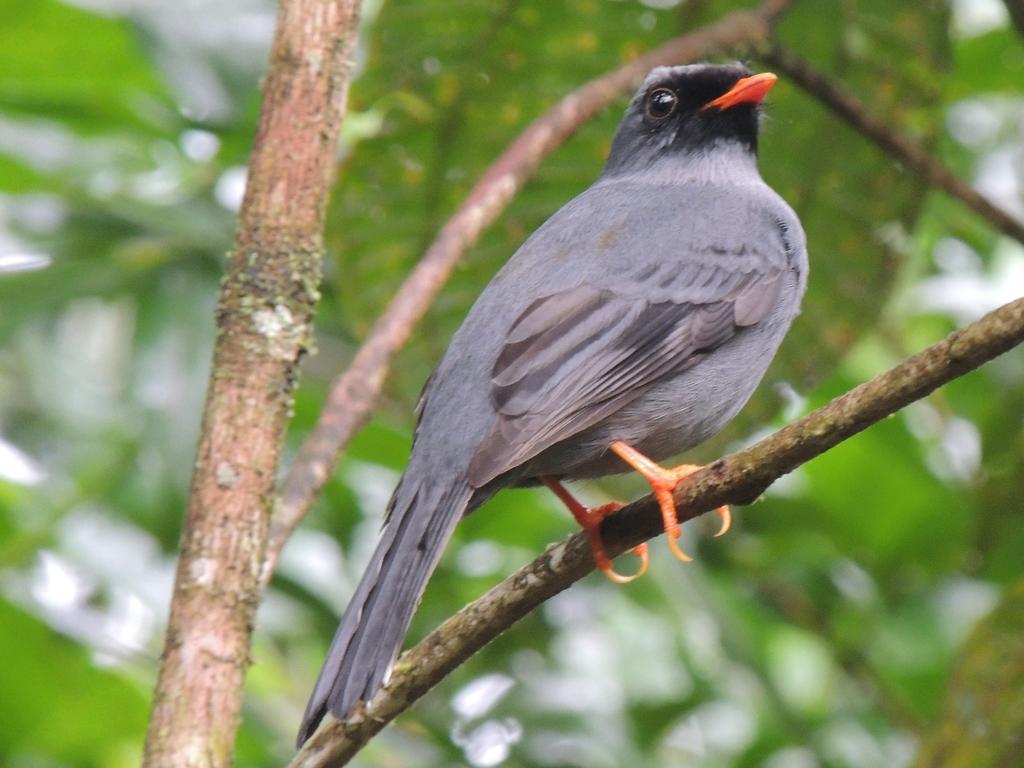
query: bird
[{"left": 298, "top": 62, "right": 808, "bottom": 746}]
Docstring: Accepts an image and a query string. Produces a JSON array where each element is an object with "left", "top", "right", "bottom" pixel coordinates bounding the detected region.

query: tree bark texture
[{"left": 142, "top": 2, "right": 361, "bottom": 766}]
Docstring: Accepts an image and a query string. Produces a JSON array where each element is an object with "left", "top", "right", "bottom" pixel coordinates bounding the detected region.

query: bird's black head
[{"left": 603, "top": 63, "right": 775, "bottom": 177}]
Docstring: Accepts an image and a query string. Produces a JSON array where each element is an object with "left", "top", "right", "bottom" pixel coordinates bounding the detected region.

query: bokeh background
[{"left": 1, "top": 0, "right": 1023, "bottom": 766}]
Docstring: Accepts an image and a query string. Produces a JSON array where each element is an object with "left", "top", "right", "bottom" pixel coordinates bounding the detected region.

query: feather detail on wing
[{"left": 466, "top": 266, "right": 783, "bottom": 487}]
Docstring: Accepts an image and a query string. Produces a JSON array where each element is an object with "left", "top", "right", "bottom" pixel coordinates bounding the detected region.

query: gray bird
[{"left": 298, "top": 62, "right": 808, "bottom": 745}]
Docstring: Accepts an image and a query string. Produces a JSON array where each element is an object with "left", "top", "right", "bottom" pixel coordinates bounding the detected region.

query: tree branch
[
  {"left": 264, "top": 0, "right": 794, "bottom": 583},
  {"left": 761, "top": 42, "right": 1024, "bottom": 245},
  {"left": 142, "top": 2, "right": 361, "bottom": 766},
  {"left": 291, "top": 297, "right": 1024, "bottom": 766}
]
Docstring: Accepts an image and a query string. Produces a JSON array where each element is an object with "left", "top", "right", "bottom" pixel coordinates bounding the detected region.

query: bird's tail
[{"left": 297, "top": 471, "right": 473, "bottom": 746}]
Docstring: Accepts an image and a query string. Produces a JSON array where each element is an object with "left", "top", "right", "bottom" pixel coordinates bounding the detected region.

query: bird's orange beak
[{"left": 702, "top": 72, "right": 778, "bottom": 111}]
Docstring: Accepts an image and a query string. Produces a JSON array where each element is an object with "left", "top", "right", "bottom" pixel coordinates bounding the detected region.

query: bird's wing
[{"left": 466, "top": 262, "right": 784, "bottom": 486}]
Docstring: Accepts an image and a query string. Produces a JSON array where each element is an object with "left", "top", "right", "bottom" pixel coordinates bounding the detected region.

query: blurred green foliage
[
  {"left": 914, "top": 578, "right": 1024, "bottom": 768},
  {"left": 0, "top": 1, "right": 1022, "bottom": 766}
]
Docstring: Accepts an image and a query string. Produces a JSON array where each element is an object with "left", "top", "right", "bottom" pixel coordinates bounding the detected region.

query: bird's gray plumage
[{"left": 298, "top": 63, "right": 808, "bottom": 746}]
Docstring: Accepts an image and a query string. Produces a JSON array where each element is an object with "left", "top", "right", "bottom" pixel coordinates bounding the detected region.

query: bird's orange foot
[
  {"left": 542, "top": 477, "right": 648, "bottom": 584},
  {"left": 608, "top": 441, "right": 730, "bottom": 562}
]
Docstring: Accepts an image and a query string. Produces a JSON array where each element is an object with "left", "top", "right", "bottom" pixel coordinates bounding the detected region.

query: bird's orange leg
[
  {"left": 608, "top": 441, "right": 731, "bottom": 562},
  {"left": 542, "top": 477, "right": 648, "bottom": 584}
]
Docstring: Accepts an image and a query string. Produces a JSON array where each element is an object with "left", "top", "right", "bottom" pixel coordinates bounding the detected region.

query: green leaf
[
  {"left": 0, "top": 0, "right": 170, "bottom": 135},
  {"left": 0, "top": 599, "right": 147, "bottom": 766}
]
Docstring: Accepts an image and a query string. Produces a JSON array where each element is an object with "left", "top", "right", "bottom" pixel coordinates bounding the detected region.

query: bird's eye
[{"left": 645, "top": 88, "right": 677, "bottom": 121}]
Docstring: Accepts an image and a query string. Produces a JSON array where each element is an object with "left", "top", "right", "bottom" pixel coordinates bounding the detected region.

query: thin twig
[
  {"left": 291, "top": 297, "right": 1024, "bottom": 767},
  {"left": 761, "top": 42, "right": 1024, "bottom": 244},
  {"left": 264, "top": 0, "right": 794, "bottom": 583}
]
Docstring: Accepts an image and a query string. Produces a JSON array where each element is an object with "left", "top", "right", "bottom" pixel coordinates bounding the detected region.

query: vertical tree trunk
[{"left": 142, "top": 2, "right": 361, "bottom": 765}]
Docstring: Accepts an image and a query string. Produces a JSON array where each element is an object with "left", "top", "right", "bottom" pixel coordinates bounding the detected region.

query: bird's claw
[
  {"left": 608, "top": 441, "right": 732, "bottom": 561},
  {"left": 575, "top": 501, "right": 650, "bottom": 584},
  {"left": 665, "top": 529, "right": 694, "bottom": 562},
  {"left": 542, "top": 438, "right": 731, "bottom": 581},
  {"left": 542, "top": 482, "right": 648, "bottom": 584},
  {"left": 714, "top": 505, "right": 731, "bottom": 537},
  {"left": 600, "top": 540, "right": 649, "bottom": 584}
]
